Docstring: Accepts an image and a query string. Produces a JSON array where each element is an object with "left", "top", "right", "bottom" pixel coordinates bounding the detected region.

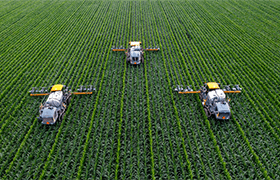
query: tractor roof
[
  {"left": 130, "top": 41, "right": 141, "bottom": 46},
  {"left": 51, "top": 84, "right": 64, "bottom": 92},
  {"left": 207, "top": 82, "right": 220, "bottom": 89},
  {"left": 131, "top": 51, "right": 140, "bottom": 57}
]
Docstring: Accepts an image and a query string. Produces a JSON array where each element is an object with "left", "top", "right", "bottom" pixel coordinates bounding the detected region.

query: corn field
[{"left": 0, "top": 0, "right": 280, "bottom": 179}]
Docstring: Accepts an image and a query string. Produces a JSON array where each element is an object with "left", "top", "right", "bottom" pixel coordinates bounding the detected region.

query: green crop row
[
  {"left": 0, "top": 1, "right": 81, "bottom": 140},
  {"left": 0, "top": 0, "right": 59, "bottom": 53},
  {"left": 0, "top": 1, "right": 279, "bottom": 179},
  {"left": 0, "top": 1, "right": 70, "bottom": 84},
  {"left": 0, "top": 4, "right": 81, "bottom": 173},
  {"left": 188, "top": 0, "right": 280, "bottom": 143},
  {"left": 38, "top": 2, "right": 103, "bottom": 178},
  {"left": 77, "top": 2, "right": 122, "bottom": 179},
  {"left": 149, "top": 1, "right": 195, "bottom": 179},
  {"left": 42, "top": 3, "right": 119, "bottom": 179},
  {"left": 166, "top": 0, "right": 278, "bottom": 179},
  {"left": 165, "top": 1, "right": 266, "bottom": 178},
  {"left": 114, "top": 2, "right": 129, "bottom": 179},
  {"left": 227, "top": 0, "right": 280, "bottom": 47},
  {"left": 0, "top": 2, "right": 74, "bottom": 128},
  {"left": 1, "top": 1, "right": 98, "bottom": 178},
  {"left": 160, "top": 2, "right": 232, "bottom": 179}
]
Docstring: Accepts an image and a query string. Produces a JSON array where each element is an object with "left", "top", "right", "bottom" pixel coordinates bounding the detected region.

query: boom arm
[
  {"left": 179, "top": 91, "right": 201, "bottom": 94},
  {"left": 111, "top": 46, "right": 126, "bottom": 52},
  {"left": 72, "top": 92, "right": 93, "bottom": 95},
  {"left": 223, "top": 85, "right": 242, "bottom": 93},
  {"left": 29, "top": 87, "right": 49, "bottom": 96},
  {"left": 223, "top": 91, "right": 241, "bottom": 93},
  {"left": 145, "top": 49, "right": 160, "bottom": 51},
  {"left": 145, "top": 46, "right": 160, "bottom": 51},
  {"left": 30, "top": 93, "right": 50, "bottom": 96},
  {"left": 112, "top": 49, "right": 126, "bottom": 51},
  {"left": 174, "top": 85, "right": 199, "bottom": 94},
  {"left": 72, "top": 85, "right": 95, "bottom": 95},
  {"left": 29, "top": 85, "right": 96, "bottom": 96}
]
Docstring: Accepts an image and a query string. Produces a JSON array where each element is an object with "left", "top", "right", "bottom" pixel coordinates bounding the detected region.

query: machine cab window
[{"left": 133, "top": 46, "right": 141, "bottom": 51}]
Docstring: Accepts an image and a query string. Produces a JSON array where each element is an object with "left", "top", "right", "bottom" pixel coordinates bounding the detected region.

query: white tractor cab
[
  {"left": 111, "top": 41, "right": 160, "bottom": 65},
  {"left": 175, "top": 82, "right": 242, "bottom": 120},
  {"left": 38, "top": 85, "right": 70, "bottom": 125},
  {"left": 129, "top": 45, "right": 143, "bottom": 65},
  {"left": 203, "top": 85, "right": 230, "bottom": 120},
  {"left": 30, "top": 84, "right": 95, "bottom": 125}
]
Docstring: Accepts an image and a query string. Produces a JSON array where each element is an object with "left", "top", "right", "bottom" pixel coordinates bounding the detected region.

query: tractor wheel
[
  {"left": 204, "top": 108, "right": 211, "bottom": 118},
  {"left": 67, "top": 96, "right": 72, "bottom": 105},
  {"left": 59, "top": 112, "right": 65, "bottom": 122},
  {"left": 199, "top": 93, "right": 203, "bottom": 100}
]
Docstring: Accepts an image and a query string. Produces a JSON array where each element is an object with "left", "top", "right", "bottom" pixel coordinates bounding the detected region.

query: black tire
[
  {"left": 61, "top": 113, "right": 65, "bottom": 121},
  {"left": 204, "top": 108, "right": 211, "bottom": 118},
  {"left": 199, "top": 93, "right": 203, "bottom": 101},
  {"left": 67, "top": 96, "right": 72, "bottom": 105},
  {"left": 59, "top": 112, "right": 65, "bottom": 122}
]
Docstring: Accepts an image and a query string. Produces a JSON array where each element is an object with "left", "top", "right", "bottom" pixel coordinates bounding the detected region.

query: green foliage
[{"left": 0, "top": 0, "right": 279, "bottom": 179}]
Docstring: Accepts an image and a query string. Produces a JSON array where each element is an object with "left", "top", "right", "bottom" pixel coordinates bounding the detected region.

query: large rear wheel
[
  {"left": 204, "top": 108, "right": 211, "bottom": 118},
  {"left": 199, "top": 93, "right": 203, "bottom": 101},
  {"left": 59, "top": 111, "right": 65, "bottom": 122},
  {"left": 67, "top": 96, "right": 72, "bottom": 105}
]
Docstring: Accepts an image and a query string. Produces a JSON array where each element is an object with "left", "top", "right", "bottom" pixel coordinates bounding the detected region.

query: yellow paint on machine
[
  {"left": 51, "top": 84, "right": 64, "bottom": 91},
  {"left": 207, "top": 82, "right": 220, "bottom": 89}
]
